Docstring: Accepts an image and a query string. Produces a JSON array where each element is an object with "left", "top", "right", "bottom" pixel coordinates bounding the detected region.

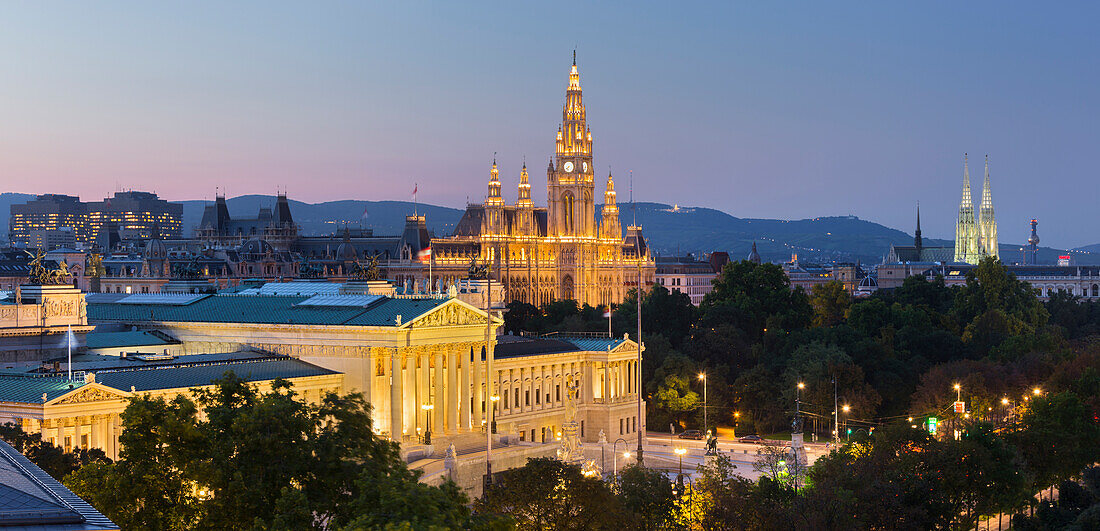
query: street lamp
[
  {"left": 698, "top": 372, "right": 707, "bottom": 437},
  {"left": 796, "top": 382, "right": 805, "bottom": 433},
  {"left": 674, "top": 447, "right": 687, "bottom": 476},
  {"left": 733, "top": 411, "right": 740, "bottom": 439},
  {"left": 421, "top": 404, "right": 434, "bottom": 445},
  {"left": 842, "top": 404, "right": 850, "bottom": 442},
  {"left": 489, "top": 395, "right": 500, "bottom": 434},
  {"left": 613, "top": 437, "right": 629, "bottom": 476},
  {"left": 1032, "top": 387, "right": 1042, "bottom": 396},
  {"left": 953, "top": 383, "right": 961, "bottom": 402}
]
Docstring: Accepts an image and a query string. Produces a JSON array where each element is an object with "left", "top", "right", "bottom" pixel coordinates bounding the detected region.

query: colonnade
[
  {"left": 380, "top": 342, "right": 489, "bottom": 441},
  {"left": 37, "top": 414, "right": 121, "bottom": 460}
]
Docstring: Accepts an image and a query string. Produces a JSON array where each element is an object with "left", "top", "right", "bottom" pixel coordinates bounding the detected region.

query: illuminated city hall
[{"left": 404, "top": 55, "right": 655, "bottom": 308}]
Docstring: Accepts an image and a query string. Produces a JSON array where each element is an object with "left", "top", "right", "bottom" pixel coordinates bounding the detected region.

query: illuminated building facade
[
  {"left": 9, "top": 191, "right": 182, "bottom": 248},
  {"left": 418, "top": 56, "right": 655, "bottom": 307},
  {"left": 954, "top": 155, "right": 998, "bottom": 264}
]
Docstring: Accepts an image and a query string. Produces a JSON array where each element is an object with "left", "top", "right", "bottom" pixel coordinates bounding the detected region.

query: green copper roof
[
  {"left": 85, "top": 330, "right": 176, "bottom": 349},
  {"left": 94, "top": 357, "right": 337, "bottom": 392},
  {"left": 87, "top": 294, "right": 451, "bottom": 327},
  {"left": 561, "top": 337, "right": 628, "bottom": 352},
  {"left": 0, "top": 375, "right": 82, "bottom": 404}
]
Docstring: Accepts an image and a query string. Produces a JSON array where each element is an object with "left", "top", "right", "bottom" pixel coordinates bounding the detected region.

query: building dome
[
  {"left": 747, "top": 242, "right": 761, "bottom": 264},
  {"left": 240, "top": 238, "right": 273, "bottom": 256},
  {"left": 335, "top": 240, "right": 358, "bottom": 262},
  {"left": 144, "top": 238, "right": 167, "bottom": 259}
]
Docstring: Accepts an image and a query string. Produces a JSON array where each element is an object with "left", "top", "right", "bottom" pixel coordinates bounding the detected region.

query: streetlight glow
[
  {"left": 698, "top": 373, "right": 705, "bottom": 381},
  {"left": 1001, "top": 397, "right": 1009, "bottom": 405},
  {"left": 674, "top": 447, "right": 687, "bottom": 455},
  {"left": 798, "top": 382, "right": 805, "bottom": 390},
  {"left": 1033, "top": 387, "right": 1042, "bottom": 396},
  {"left": 842, "top": 404, "right": 850, "bottom": 413}
]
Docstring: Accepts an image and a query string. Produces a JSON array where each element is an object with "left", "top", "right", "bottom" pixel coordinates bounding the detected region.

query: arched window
[
  {"left": 562, "top": 192, "right": 575, "bottom": 234},
  {"left": 1093, "top": 284, "right": 1098, "bottom": 297}
]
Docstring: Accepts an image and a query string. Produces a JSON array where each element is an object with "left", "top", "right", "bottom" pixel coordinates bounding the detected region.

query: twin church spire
[{"left": 954, "top": 154, "right": 998, "bottom": 264}]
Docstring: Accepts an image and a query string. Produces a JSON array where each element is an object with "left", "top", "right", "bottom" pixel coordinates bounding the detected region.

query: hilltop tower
[
  {"left": 1027, "top": 219, "right": 1040, "bottom": 265},
  {"left": 978, "top": 155, "right": 998, "bottom": 259},
  {"left": 954, "top": 155, "right": 980, "bottom": 264},
  {"left": 547, "top": 52, "right": 596, "bottom": 238}
]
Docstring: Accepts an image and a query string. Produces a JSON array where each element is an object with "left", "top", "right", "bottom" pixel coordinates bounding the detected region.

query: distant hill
[{"left": 5, "top": 192, "right": 1095, "bottom": 265}]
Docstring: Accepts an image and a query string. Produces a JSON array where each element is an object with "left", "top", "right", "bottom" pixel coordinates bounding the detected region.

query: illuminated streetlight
[
  {"left": 953, "top": 383, "right": 961, "bottom": 402},
  {"left": 733, "top": 411, "right": 740, "bottom": 439},
  {"left": 489, "top": 395, "right": 500, "bottom": 435},
  {"left": 698, "top": 372, "right": 707, "bottom": 438},
  {"left": 613, "top": 437, "right": 629, "bottom": 476},
  {"left": 421, "top": 404, "right": 434, "bottom": 445},
  {"left": 674, "top": 447, "right": 687, "bottom": 476},
  {"left": 1001, "top": 397, "right": 1009, "bottom": 405},
  {"left": 1033, "top": 387, "right": 1042, "bottom": 396}
]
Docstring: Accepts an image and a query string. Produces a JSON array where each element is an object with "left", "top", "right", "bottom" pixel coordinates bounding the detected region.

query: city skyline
[{"left": 1, "top": 2, "right": 1096, "bottom": 248}]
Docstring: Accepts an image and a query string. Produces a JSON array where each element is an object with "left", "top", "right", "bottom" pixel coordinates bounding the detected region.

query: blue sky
[{"left": 0, "top": 2, "right": 1096, "bottom": 248}]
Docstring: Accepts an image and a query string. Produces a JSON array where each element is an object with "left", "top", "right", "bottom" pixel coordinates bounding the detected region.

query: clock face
[
  {"left": 563, "top": 161, "right": 574, "bottom": 173},
  {"left": 582, "top": 161, "right": 588, "bottom": 173}
]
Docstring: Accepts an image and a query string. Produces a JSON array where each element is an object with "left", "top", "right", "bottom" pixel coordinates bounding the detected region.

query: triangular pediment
[
  {"left": 403, "top": 298, "right": 503, "bottom": 329},
  {"left": 47, "top": 383, "right": 131, "bottom": 406}
]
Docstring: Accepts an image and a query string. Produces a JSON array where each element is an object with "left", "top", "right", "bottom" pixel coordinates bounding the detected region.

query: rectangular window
[
  {"left": 515, "top": 388, "right": 520, "bottom": 406},
  {"left": 504, "top": 393, "right": 509, "bottom": 409},
  {"left": 519, "top": 431, "right": 526, "bottom": 442},
  {"left": 63, "top": 436, "right": 72, "bottom": 452},
  {"left": 536, "top": 391, "right": 540, "bottom": 405},
  {"left": 81, "top": 434, "right": 88, "bottom": 449},
  {"left": 619, "top": 419, "right": 623, "bottom": 435},
  {"left": 556, "top": 385, "right": 561, "bottom": 401},
  {"left": 525, "top": 390, "right": 530, "bottom": 406},
  {"left": 580, "top": 420, "right": 585, "bottom": 437}
]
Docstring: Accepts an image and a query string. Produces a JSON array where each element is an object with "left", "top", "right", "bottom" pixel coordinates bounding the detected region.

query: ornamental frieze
[{"left": 54, "top": 386, "right": 125, "bottom": 404}]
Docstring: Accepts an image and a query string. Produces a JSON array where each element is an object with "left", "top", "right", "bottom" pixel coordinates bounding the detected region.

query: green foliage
[
  {"left": 649, "top": 354, "right": 702, "bottom": 430},
  {"left": 474, "top": 458, "right": 625, "bottom": 530},
  {"left": 808, "top": 280, "right": 850, "bottom": 328},
  {"left": 699, "top": 260, "right": 811, "bottom": 344},
  {"left": 0, "top": 422, "right": 110, "bottom": 481},
  {"left": 64, "top": 373, "right": 472, "bottom": 530},
  {"left": 616, "top": 464, "right": 678, "bottom": 530}
]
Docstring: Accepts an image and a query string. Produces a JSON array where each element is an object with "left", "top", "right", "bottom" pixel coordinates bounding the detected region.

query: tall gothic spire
[
  {"left": 978, "top": 155, "right": 998, "bottom": 258},
  {"left": 914, "top": 202, "right": 923, "bottom": 251},
  {"left": 516, "top": 162, "right": 532, "bottom": 208},
  {"left": 600, "top": 171, "right": 621, "bottom": 239},
  {"left": 955, "top": 154, "right": 979, "bottom": 263},
  {"left": 486, "top": 157, "right": 503, "bottom": 207}
]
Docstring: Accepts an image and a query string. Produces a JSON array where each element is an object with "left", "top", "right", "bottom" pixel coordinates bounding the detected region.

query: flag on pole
[
  {"left": 361, "top": 206, "right": 369, "bottom": 219},
  {"left": 417, "top": 246, "right": 432, "bottom": 263},
  {"left": 602, "top": 310, "right": 612, "bottom": 318},
  {"left": 412, "top": 184, "right": 418, "bottom": 199}
]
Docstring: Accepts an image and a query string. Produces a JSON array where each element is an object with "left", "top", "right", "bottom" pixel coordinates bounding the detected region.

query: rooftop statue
[
  {"left": 298, "top": 259, "right": 323, "bottom": 279},
  {"left": 172, "top": 257, "right": 205, "bottom": 280},
  {"left": 27, "top": 250, "right": 72, "bottom": 285},
  {"left": 467, "top": 258, "right": 488, "bottom": 280},
  {"left": 349, "top": 255, "right": 381, "bottom": 281}
]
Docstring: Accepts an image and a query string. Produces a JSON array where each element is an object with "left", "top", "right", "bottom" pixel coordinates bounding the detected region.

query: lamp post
[
  {"left": 674, "top": 447, "right": 687, "bottom": 476},
  {"left": 421, "top": 404, "right": 434, "bottom": 445},
  {"left": 698, "top": 372, "right": 707, "bottom": 437},
  {"left": 489, "top": 395, "right": 500, "bottom": 435},
  {"left": 954, "top": 383, "right": 961, "bottom": 402},
  {"left": 796, "top": 382, "right": 804, "bottom": 432},
  {"left": 613, "top": 437, "right": 629, "bottom": 476},
  {"left": 842, "top": 404, "right": 850, "bottom": 442},
  {"left": 733, "top": 411, "right": 740, "bottom": 439}
]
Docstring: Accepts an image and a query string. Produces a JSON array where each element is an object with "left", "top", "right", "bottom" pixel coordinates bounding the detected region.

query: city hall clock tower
[{"left": 548, "top": 52, "right": 596, "bottom": 238}]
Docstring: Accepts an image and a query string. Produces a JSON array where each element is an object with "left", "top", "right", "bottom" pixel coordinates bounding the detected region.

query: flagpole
[{"left": 67, "top": 324, "right": 72, "bottom": 381}]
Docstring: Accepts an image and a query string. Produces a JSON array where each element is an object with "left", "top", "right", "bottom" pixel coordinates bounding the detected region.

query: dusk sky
[{"left": 1, "top": 2, "right": 1096, "bottom": 248}]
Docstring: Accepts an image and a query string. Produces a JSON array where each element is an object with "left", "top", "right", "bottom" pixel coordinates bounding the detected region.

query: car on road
[
  {"left": 677, "top": 430, "right": 704, "bottom": 440},
  {"left": 737, "top": 434, "right": 764, "bottom": 444}
]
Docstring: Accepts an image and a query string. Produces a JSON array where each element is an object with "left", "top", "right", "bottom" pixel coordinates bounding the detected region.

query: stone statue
[
  {"left": 598, "top": 430, "right": 607, "bottom": 445},
  {"left": 467, "top": 258, "right": 489, "bottom": 280},
  {"left": 349, "top": 255, "right": 381, "bottom": 281},
  {"left": 557, "top": 376, "right": 585, "bottom": 466},
  {"left": 27, "top": 250, "right": 72, "bottom": 285},
  {"left": 172, "top": 257, "right": 204, "bottom": 280},
  {"left": 86, "top": 253, "right": 104, "bottom": 279},
  {"left": 298, "top": 259, "right": 322, "bottom": 279}
]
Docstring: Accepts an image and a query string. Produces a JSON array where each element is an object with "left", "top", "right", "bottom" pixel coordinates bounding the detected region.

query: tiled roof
[
  {"left": 93, "top": 357, "right": 338, "bottom": 393},
  {"left": 87, "top": 294, "right": 450, "bottom": 327},
  {"left": 84, "top": 330, "right": 176, "bottom": 350},
  {"left": 493, "top": 336, "right": 630, "bottom": 358},
  {"left": 561, "top": 337, "right": 628, "bottom": 352},
  {"left": 0, "top": 376, "right": 82, "bottom": 404},
  {"left": 0, "top": 439, "right": 118, "bottom": 530}
]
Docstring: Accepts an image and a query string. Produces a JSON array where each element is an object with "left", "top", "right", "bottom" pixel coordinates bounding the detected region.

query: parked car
[
  {"left": 737, "top": 434, "right": 764, "bottom": 444},
  {"left": 678, "top": 430, "right": 704, "bottom": 440}
]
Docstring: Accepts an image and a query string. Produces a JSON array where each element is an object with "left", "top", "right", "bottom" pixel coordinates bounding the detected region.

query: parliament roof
[
  {"left": 0, "top": 439, "right": 118, "bottom": 530},
  {"left": 494, "top": 335, "right": 630, "bottom": 359},
  {"left": 84, "top": 330, "right": 178, "bottom": 350},
  {"left": 87, "top": 291, "right": 455, "bottom": 328}
]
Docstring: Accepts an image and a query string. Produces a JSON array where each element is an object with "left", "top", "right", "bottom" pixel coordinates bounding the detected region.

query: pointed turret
[
  {"left": 548, "top": 54, "right": 596, "bottom": 237},
  {"left": 978, "top": 155, "right": 998, "bottom": 258},
  {"left": 517, "top": 162, "right": 532, "bottom": 207},
  {"left": 484, "top": 158, "right": 505, "bottom": 235},
  {"left": 600, "top": 171, "right": 621, "bottom": 239},
  {"left": 954, "top": 154, "right": 980, "bottom": 264},
  {"left": 515, "top": 163, "right": 535, "bottom": 235},
  {"left": 914, "top": 203, "right": 923, "bottom": 253}
]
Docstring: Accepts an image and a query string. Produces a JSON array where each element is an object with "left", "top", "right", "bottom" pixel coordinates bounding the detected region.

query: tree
[
  {"left": 699, "top": 260, "right": 811, "bottom": 344},
  {"left": 616, "top": 464, "right": 678, "bottom": 530},
  {"left": 66, "top": 373, "right": 472, "bottom": 530},
  {"left": 1008, "top": 391, "right": 1100, "bottom": 494},
  {"left": 0, "top": 422, "right": 110, "bottom": 481},
  {"left": 474, "top": 458, "right": 625, "bottom": 530},
  {"left": 649, "top": 354, "right": 702, "bottom": 431},
  {"left": 615, "top": 284, "right": 696, "bottom": 348},
  {"left": 809, "top": 281, "right": 850, "bottom": 328}
]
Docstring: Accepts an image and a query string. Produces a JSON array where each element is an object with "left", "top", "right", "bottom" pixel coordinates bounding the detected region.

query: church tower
[
  {"left": 515, "top": 163, "right": 535, "bottom": 235},
  {"left": 547, "top": 52, "right": 595, "bottom": 238},
  {"left": 978, "top": 155, "right": 998, "bottom": 259},
  {"left": 954, "top": 154, "right": 980, "bottom": 264},
  {"left": 484, "top": 158, "right": 505, "bottom": 235},
  {"left": 600, "top": 171, "right": 621, "bottom": 239},
  {"left": 914, "top": 203, "right": 923, "bottom": 255}
]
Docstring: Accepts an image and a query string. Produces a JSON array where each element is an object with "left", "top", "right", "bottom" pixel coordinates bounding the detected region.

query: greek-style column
[
  {"left": 459, "top": 347, "right": 470, "bottom": 430},
  {"left": 413, "top": 351, "right": 424, "bottom": 435},
  {"left": 433, "top": 350, "right": 444, "bottom": 434},
  {"left": 89, "top": 416, "right": 99, "bottom": 451},
  {"left": 362, "top": 347, "right": 373, "bottom": 410},
  {"left": 602, "top": 363, "right": 610, "bottom": 401},
  {"left": 419, "top": 351, "right": 430, "bottom": 432},
  {"left": 446, "top": 348, "right": 457, "bottom": 432},
  {"left": 404, "top": 350, "right": 416, "bottom": 434},
  {"left": 390, "top": 350, "right": 403, "bottom": 441},
  {"left": 473, "top": 344, "right": 484, "bottom": 427}
]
